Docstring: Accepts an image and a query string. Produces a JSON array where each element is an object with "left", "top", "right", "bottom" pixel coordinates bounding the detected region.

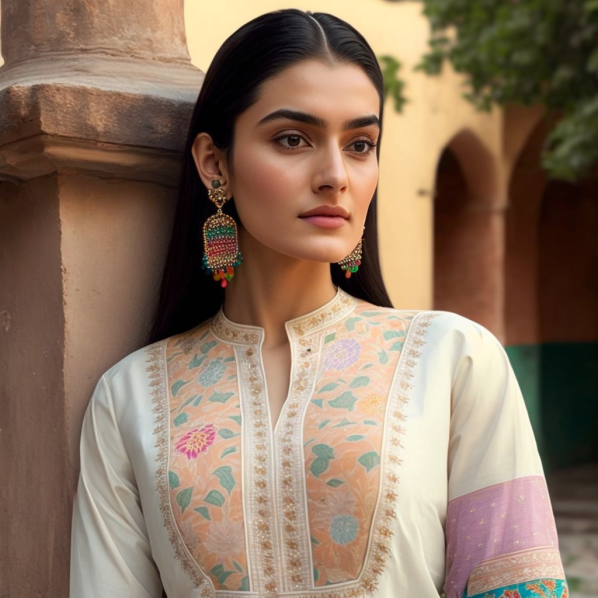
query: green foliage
[
  {"left": 416, "top": 0, "right": 598, "bottom": 180},
  {"left": 379, "top": 55, "right": 408, "bottom": 113}
]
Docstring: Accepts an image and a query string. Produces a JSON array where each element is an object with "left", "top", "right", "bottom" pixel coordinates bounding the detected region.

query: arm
[
  {"left": 443, "top": 322, "right": 568, "bottom": 598},
  {"left": 70, "top": 375, "right": 162, "bottom": 598}
]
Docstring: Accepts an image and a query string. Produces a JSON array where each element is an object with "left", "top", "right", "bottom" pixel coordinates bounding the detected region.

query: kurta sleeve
[
  {"left": 443, "top": 321, "right": 568, "bottom": 598},
  {"left": 70, "top": 375, "right": 162, "bottom": 598}
]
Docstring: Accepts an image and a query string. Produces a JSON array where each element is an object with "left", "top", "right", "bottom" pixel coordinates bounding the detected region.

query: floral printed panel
[
  {"left": 166, "top": 326, "right": 248, "bottom": 592},
  {"left": 467, "top": 578, "right": 569, "bottom": 598},
  {"left": 303, "top": 306, "right": 414, "bottom": 586}
]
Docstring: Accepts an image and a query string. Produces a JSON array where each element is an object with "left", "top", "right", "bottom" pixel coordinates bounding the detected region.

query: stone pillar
[{"left": 0, "top": 1, "right": 203, "bottom": 595}]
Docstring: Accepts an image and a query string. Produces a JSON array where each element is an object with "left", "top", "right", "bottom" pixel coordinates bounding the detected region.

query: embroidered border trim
[
  {"left": 466, "top": 546, "right": 566, "bottom": 596},
  {"left": 146, "top": 341, "right": 214, "bottom": 596}
]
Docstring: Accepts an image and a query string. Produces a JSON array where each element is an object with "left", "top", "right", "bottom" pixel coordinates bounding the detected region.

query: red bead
[
  {"left": 345, "top": 270, "right": 351, "bottom": 279},
  {"left": 221, "top": 279, "right": 228, "bottom": 288}
]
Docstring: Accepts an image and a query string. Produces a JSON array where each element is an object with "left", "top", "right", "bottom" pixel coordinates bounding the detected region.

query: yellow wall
[{"left": 184, "top": 1, "right": 504, "bottom": 310}]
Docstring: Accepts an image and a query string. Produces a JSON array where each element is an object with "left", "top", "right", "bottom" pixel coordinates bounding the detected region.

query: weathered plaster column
[{"left": 0, "top": 2, "right": 203, "bottom": 596}]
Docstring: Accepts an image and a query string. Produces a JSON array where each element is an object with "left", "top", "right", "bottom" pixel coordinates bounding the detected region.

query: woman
[{"left": 70, "top": 9, "right": 569, "bottom": 598}]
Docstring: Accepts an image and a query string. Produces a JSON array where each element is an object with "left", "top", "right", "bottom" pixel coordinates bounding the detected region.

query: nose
[{"left": 313, "top": 143, "right": 348, "bottom": 194}]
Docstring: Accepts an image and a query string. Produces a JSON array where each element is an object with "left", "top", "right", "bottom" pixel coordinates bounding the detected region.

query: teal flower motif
[
  {"left": 198, "top": 357, "right": 226, "bottom": 387},
  {"left": 329, "top": 514, "right": 359, "bottom": 545}
]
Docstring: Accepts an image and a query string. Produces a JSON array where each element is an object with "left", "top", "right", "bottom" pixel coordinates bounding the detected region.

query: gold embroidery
[{"left": 146, "top": 341, "right": 213, "bottom": 594}]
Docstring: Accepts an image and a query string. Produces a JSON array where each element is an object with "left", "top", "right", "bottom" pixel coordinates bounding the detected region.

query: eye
[
  {"left": 347, "top": 138, "right": 377, "bottom": 155},
  {"left": 274, "top": 134, "right": 309, "bottom": 150}
]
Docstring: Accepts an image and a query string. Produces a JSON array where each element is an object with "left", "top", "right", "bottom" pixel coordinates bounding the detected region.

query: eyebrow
[{"left": 257, "top": 109, "right": 380, "bottom": 130}]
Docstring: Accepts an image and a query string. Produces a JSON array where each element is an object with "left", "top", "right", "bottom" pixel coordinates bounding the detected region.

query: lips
[{"left": 299, "top": 205, "right": 349, "bottom": 219}]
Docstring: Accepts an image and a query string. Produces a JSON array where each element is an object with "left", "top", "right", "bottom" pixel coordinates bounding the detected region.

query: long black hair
[{"left": 149, "top": 9, "right": 393, "bottom": 344}]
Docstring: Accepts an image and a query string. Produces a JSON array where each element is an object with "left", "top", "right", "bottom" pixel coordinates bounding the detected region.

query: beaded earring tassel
[
  {"left": 202, "top": 180, "right": 243, "bottom": 288},
  {"left": 338, "top": 238, "right": 363, "bottom": 278}
]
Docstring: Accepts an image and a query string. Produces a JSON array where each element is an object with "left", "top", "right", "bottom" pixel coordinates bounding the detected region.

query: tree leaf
[
  {"left": 349, "top": 376, "right": 370, "bottom": 388},
  {"left": 310, "top": 457, "right": 330, "bottom": 478},
  {"left": 328, "top": 391, "right": 359, "bottom": 411},
  {"left": 233, "top": 560, "right": 244, "bottom": 573},
  {"left": 168, "top": 471, "right": 180, "bottom": 490},
  {"left": 358, "top": 451, "right": 381, "bottom": 473},
  {"left": 209, "top": 391, "right": 234, "bottom": 403},
  {"left": 389, "top": 341, "right": 404, "bottom": 351},
  {"left": 173, "top": 412, "right": 188, "bottom": 427},
  {"left": 378, "top": 350, "right": 389, "bottom": 365},
  {"left": 326, "top": 478, "right": 345, "bottom": 487},
  {"left": 213, "top": 465, "right": 236, "bottom": 495},
  {"left": 317, "top": 419, "right": 331, "bottom": 430},
  {"left": 240, "top": 576, "right": 250, "bottom": 591},
  {"left": 204, "top": 489, "right": 225, "bottom": 506},
  {"left": 218, "top": 428, "right": 239, "bottom": 439},
  {"left": 347, "top": 434, "right": 366, "bottom": 442},
  {"left": 324, "top": 332, "right": 336, "bottom": 344},
  {"left": 194, "top": 506, "right": 211, "bottom": 520},
  {"left": 176, "top": 487, "right": 193, "bottom": 513}
]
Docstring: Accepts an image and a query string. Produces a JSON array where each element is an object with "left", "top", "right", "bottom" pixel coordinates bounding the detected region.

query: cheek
[{"left": 232, "top": 146, "right": 303, "bottom": 214}]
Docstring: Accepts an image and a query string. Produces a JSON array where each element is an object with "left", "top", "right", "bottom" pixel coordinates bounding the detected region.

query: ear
[{"left": 191, "top": 133, "right": 232, "bottom": 198}]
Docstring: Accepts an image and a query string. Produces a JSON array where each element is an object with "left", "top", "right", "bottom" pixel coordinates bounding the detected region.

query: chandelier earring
[
  {"left": 338, "top": 230, "right": 364, "bottom": 279},
  {"left": 201, "top": 179, "right": 243, "bottom": 288}
]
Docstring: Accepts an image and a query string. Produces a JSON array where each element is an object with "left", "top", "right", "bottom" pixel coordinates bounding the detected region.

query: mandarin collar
[{"left": 210, "top": 287, "right": 357, "bottom": 345}]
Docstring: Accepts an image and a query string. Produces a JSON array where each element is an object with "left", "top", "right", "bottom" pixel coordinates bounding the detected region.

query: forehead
[{"left": 244, "top": 59, "right": 380, "bottom": 124}]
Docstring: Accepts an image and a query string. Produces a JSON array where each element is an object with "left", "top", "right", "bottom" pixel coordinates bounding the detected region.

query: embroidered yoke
[{"left": 70, "top": 289, "right": 568, "bottom": 598}]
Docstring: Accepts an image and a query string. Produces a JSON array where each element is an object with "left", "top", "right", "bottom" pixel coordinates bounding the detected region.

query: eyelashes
[{"left": 272, "top": 133, "right": 378, "bottom": 156}]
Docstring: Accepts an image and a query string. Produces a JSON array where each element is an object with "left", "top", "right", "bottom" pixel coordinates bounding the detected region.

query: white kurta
[{"left": 70, "top": 289, "right": 567, "bottom": 598}]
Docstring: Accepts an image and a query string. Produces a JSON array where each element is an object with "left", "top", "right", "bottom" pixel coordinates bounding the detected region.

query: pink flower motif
[
  {"left": 175, "top": 424, "right": 216, "bottom": 459},
  {"left": 323, "top": 338, "right": 361, "bottom": 371}
]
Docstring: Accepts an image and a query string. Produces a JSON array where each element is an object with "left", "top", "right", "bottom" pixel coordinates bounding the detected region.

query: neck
[{"left": 223, "top": 235, "right": 337, "bottom": 348}]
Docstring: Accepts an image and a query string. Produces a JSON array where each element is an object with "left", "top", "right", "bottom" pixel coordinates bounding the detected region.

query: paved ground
[{"left": 547, "top": 464, "right": 598, "bottom": 598}]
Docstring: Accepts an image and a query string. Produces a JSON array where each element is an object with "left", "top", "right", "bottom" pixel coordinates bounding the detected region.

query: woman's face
[{"left": 225, "top": 59, "right": 381, "bottom": 264}]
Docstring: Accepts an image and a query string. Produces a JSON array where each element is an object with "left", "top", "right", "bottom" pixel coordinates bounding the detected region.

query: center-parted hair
[{"left": 149, "top": 9, "right": 393, "bottom": 344}]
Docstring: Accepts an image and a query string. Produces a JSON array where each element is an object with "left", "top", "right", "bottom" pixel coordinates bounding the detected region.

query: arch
[{"left": 433, "top": 128, "right": 505, "bottom": 336}]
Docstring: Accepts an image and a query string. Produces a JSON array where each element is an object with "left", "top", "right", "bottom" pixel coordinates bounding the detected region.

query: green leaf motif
[
  {"left": 221, "top": 446, "right": 237, "bottom": 458},
  {"left": 176, "top": 487, "right": 193, "bottom": 513},
  {"left": 314, "top": 567, "right": 320, "bottom": 581},
  {"left": 171, "top": 379, "right": 189, "bottom": 397},
  {"left": 200, "top": 340, "right": 217, "bottom": 355},
  {"left": 360, "top": 363, "right": 374, "bottom": 370},
  {"left": 239, "top": 576, "right": 250, "bottom": 591},
  {"left": 233, "top": 560, "right": 244, "bottom": 573},
  {"left": 311, "top": 535, "right": 320, "bottom": 545},
  {"left": 326, "top": 478, "right": 345, "bottom": 487},
  {"left": 168, "top": 471, "right": 180, "bottom": 490},
  {"left": 358, "top": 451, "right": 381, "bottom": 473},
  {"left": 224, "top": 356, "right": 235, "bottom": 363},
  {"left": 390, "top": 341, "right": 404, "bottom": 351},
  {"left": 229, "top": 415, "right": 242, "bottom": 426},
  {"left": 328, "top": 391, "right": 359, "bottom": 411},
  {"left": 311, "top": 399, "right": 324, "bottom": 408},
  {"left": 194, "top": 506, "right": 211, "bottom": 520},
  {"left": 192, "top": 395, "right": 204, "bottom": 406},
  {"left": 188, "top": 354, "right": 206, "bottom": 369},
  {"left": 333, "top": 417, "right": 357, "bottom": 428},
  {"left": 204, "top": 489, "right": 225, "bottom": 506},
  {"left": 209, "top": 391, "right": 234, "bottom": 403},
  {"left": 317, "top": 419, "right": 331, "bottom": 430},
  {"left": 213, "top": 465, "right": 236, "bottom": 495},
  {"left": 364, "top": 420, "right": 378, "bottom": 426},
  {"left": 173, "top": 412, "right": 188, "bottom": 427},
  {"left": 383, "top": 329, "right": 406, "bottom": 340},
  {"left": 344, "top": 317, "right": 361, "bottom": 332},
  {"left": 218, "top": 428, "right": 239, "bottom": 439},
  {"left": 347, "top": 434, "right": 366, "bottom": 442},
  {"left": 318, "top": 382, "right": 340, "bottom": 393},
  {"left": 361, "top": 311, "right": 384, "bottom": 316},
  {"left": 378, "top": 350, "right": 389, "bottom": 365},
  {"left": 210, "top": 564, "right": 233, "bottom": 585},
  {"left": 312, "top": 444, "right": 335, "bottom": 459},
  {"left": 310, "top": 457, "right": 330, "bottom": 478},
  {"left": 324, "top": 332, "right": 336, "bottom": 344},
  {"left": 350, "top": 376, "right": 370, "bottom": 388}
]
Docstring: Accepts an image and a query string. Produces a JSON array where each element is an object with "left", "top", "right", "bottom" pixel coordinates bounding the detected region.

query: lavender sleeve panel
[{"left": 443, "top": 475, "right": 564, "bottom": 598}]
